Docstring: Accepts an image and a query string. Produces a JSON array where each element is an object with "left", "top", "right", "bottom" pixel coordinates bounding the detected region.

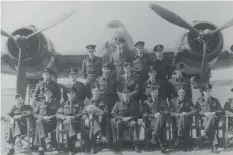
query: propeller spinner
[
  {"left": 149, "top": 3, "right": 233, "bottom": 84},
  {"left": 1, "top": 10, "right": 76, "bottom": 99}
]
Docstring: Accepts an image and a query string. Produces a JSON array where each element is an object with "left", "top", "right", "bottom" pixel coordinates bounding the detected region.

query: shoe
[
  {"left": 38, "top": 147, "right": 44, "bottom": 155},
  {"left": 161, "top": 147, "right": 166, "bottom": 153},
  {"left": 183, "top": 147, "right": 192, "bottom": 152},
  {"left": 6, "top": 148, "right": 14, "bottom": 155},
  {"left": 46, "top": 143, "right": 52, "bottom": 152},
  {"left": 134, "top": 145, "right": 141, "bottom": 153},
  {"left": 212, "top": 146, "right": 220, "bottom": 154},
  {"left": 91, "top": 148, "right": 97, "bottom": 154},
  {"left": 68, "top": 151, "right": 73, "bottom": 155}
]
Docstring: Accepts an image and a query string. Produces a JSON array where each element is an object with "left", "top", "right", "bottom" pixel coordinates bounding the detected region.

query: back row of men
[{"left": 6, "top": 37, "right": 233, "bottom": 155}]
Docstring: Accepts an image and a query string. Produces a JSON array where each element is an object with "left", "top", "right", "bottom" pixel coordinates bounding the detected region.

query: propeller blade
[
  {"left": 209, "top": 18, "right": 233, "bottom": 36},
  {"left": 16, "top": 48, "right": 27, "bottom": 99},
  {"left": 26, "top": 10, "right": 76, "bottom": 39},
  {"left": 1, "top": 29, "right": 14, "bottom": 39},
  {"left": 149, "top": 3, "right": 199, "bottom": 34},
  {"left": 200, "top": 41, "right": 210, "bottom": 85}
]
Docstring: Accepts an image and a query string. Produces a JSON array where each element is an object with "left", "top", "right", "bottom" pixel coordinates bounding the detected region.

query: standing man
[
  {"left": 34, "top": 68, "right": 61, "bottom": 103},
  {"left": 152, "top": 44, "right": 172, "bottom": 82},
  {"left": 168, "top": 63, "right": 192, "bottom": 100},
  {"left": 110, "top": 37, "right": 133, "bottom": 79},
  {"left": 170, "top": 88, "right": 196, "bottom": 151},
  {"left": 82, "top": 45, "right": 102, "bottom": 88},
  {"left": 196, "top": 84, "right": 223, "bottom": 154},
  {"left": 116, "top": 62, "right": 140, "bottom": 105},
  {"left": 34, "top": 87, "right": 60, "bottom": 155},
  {"left": 133, "top": 41, "right": 151, "bottom": 83},
  {"left": 140, "top": 66, "right": 166, "bottom": 103},
  {"left": 63, "top": 68, "right": 92, "bottom": 102},
  {"left": 96, "top": 62, "right": 118, "bottom": 112},
  {"left": 111, "top": 88, "right": 141, "bottom": 153}
]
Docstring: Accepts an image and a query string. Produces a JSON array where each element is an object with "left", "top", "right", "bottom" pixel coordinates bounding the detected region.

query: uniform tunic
[
  {"left": 116, "top": 74, "right": 140, "bottom": 105},
  {"left": 96, "top": 75, "right": 118, "bottom": 111},
  {"left": 34, "top": 100, "right": 59, "bottom": 143},
  {"left": 111, "top": 100, "right": 141, "bottom": 141},
  {"left": 110, "top": 49, "right": 133, "bottom": 79},
  {"left": 56, "top": 100, "right": 83, "bottom": 138},
  {"left": 63, "top": 80, "right": 92, "bottom": 102},
  {"left": 170, "top": 98, "right": 196, "bottom": 138},
  {"left": 82, "top": 56, "right": 102, "bottom": 87},
  {"left": 140, "top": 79, "right": 166, "bottom": 101},
  {"left": 152, "top": 58, "right": 172, "bottom": 82},
  {"left": 132, "top": 53, "right": 151, "bottom": 82},
  {"left": 34, "top": 80, "right": 61, "bottom": 103},
  {"left": 196, "top": 96, "right": 223, "bottom": 145},
  {"left": 224, "top": 98, "right": 233, "bottom": 132},
  {"left": 168, "top": 75, "right": 192, "bottom": 99},
  {"left": 6, "top": 104, "right": 32, "bottom": 143},
  {"left": 142, "top": 98, "right": 169, "bottom": 146}
]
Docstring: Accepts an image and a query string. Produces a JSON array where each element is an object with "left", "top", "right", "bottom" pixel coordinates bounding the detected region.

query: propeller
[
  {"left": 149, "top": 3, "right": 199, "bottom": 34},
  {"left": 149, "top": 3, "right": 233, "bottom": 84},
  {"left": 1, "top": 10, "right": 76, "bottom": 99},
  {"left": 209, "top": 18, "right": 233, "bottom": 36}
]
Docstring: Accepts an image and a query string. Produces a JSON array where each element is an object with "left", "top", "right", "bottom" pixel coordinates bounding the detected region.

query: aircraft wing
[{"left": 211, "top": 54, "right": 233, "bottom": 70}]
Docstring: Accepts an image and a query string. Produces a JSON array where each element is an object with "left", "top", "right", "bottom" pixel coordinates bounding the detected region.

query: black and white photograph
[{"left": 1, "top": 1, "right": 233, "bottom": 155}]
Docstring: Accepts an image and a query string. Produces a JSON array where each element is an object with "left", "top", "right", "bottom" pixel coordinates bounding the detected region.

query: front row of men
[{"left": 6, "top": 82, "right": 233, "bottom": 155}]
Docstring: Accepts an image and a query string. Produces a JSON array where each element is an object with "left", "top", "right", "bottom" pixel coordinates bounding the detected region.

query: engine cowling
[
  {"left": 176, "top": 21, "right": 224, "bottom": 76},
  {"left": 4, "top": 26, "right": 56, "bottom": 79}
]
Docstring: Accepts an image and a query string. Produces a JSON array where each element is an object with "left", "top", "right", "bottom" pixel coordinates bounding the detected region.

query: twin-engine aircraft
[{"left": 1, "top": 3, "right": 233, "bottom": 99}]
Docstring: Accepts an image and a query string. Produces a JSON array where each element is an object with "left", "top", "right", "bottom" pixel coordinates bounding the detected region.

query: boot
[
  {"left": 133, "top": 142, "right": 141, "bottom": 153},
  {"left": 212, "top": 145, "right": 220, "bottom": 154}
]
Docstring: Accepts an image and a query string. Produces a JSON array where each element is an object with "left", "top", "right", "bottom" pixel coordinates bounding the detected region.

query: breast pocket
[
  {"left": 86, "top": 61, "right": 93, "bottom": 72},
  {"left": 99, "top": 83, "right": 107, "bottom": 91},
  {"left": 118, "top": 106, "right": 127, "bottom": 115}
]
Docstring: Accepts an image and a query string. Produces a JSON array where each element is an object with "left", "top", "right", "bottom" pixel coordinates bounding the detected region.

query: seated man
[
  {"left": 56, "top": 87, "right": 84, "bottom": 155},
  {"left": 111, "top": 88, "right": 141, "bottom": 153},
  {"left": 196, "top": 84, "right": 223, "bottom": 154},
  {"left": 142, "top": 89, "right": 169, "bottom": 153},
  {"left": 224, "top": 88, "right": 233, "bottom": 132},
  {"left": 170, "top": 88, "right": 196, "bottom": 151},
  {"left": 82, "top": 88, "right": 107, "bottom": 154},
  {"left": 33, "top": 87, "right": 60, "bottom": 155},
  {"left": 5, "top": 94, "right": 32, "bottom": 155}
]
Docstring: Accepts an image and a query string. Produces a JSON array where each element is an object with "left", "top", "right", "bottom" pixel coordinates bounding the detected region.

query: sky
[
  {"left": 1, "top": 1, "right": 233, "bottom": 52},
  {"left": 1, "top": 1, "right": 233, "bottom": 89}
]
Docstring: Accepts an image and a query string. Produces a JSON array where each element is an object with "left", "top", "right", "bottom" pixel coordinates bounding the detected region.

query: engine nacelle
[
  {"left": 175, "top": 21, "right": 224, "bottom": 76},
  {"left": 4, "top": 26, "right": 56, "bottom": 79}
]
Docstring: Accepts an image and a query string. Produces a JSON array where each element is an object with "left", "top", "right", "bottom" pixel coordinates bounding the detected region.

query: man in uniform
[
  {"left": 140, "top": 66, "right": 167, "bottom": 103},
  {"left": 196, "top": 84, "right": 223, "bottom": 154},
  {"left": 82, "top": 45, "right": 102, "bottom": 88},
  {"left": 132, "top": 41, "right": 151, "bottom": 83},
  {"left": 56, "top": 87, "right": 84, "bottom": 155},
  {"left": 96, "top": 62, "right": 118, "bottom": 112},
  {"left": 168, "top": 63, "right": 192, "bottom": 100},
  {"left": 5, "top": 94, "right": 32, "bottom": 155},
  {"left": 142, "top": 89, "right": 169, "bottom": 153},
  {"left": 34, "top": 68, "right": 61, "bottom": 103},
  {"left": 116, "top": 62, "right": 140, "bottom": 105},
  {"left": 111, "top": 88, "right": 141, "bottom": 153},
  {"left": 110, "top": 37, "right": 133, "bottom": 79},
  {"left": 224, "top": 88, "right": 233, "bottom": 132},
  {"left": 82, "top": 88, "right": 107, "bottom": 154},
  {"left": 170, "top": 88, "right": 196, "bottom": 151},
  {"left": 63, "top": 68, "right": 92, "bottom": 102},
  {"left": 152, "top": 44, "right": 172, "bottom": 82},
  {"left": 34, "top": 87, "right": 60, "bottom": 155}
]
